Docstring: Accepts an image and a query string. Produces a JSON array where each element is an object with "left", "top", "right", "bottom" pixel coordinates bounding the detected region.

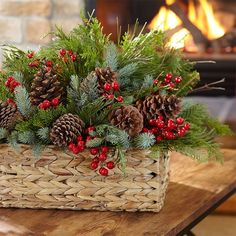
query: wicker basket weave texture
[{"left": 0, "top": 144, "right": 170, "bottom": 212}]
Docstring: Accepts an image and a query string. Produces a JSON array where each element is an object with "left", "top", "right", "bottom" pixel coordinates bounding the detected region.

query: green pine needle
[
  {"left": 14, "top": 86, "right": 33, "bottom": 118},
  {"left": 133, "top": 133, "right": 156, "bottom": 149}
]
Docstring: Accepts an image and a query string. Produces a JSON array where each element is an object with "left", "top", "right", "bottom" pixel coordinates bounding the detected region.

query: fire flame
[{"left": 149, "top": 0, "right": 225, "bottom": 50}]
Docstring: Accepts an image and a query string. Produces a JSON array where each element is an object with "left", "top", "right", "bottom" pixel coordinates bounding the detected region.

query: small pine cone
[
  {"left": 136, "top": 94, "right": 181, "bottom": 121},
  {"left": 50, "top": 113, "right": 85, "bottom": 147},
  {"left": 109, "top": 105, "right": 143, "bottom": 136},
  {"left": 0, "top": 101, "right": 22, "bottom": 130},
  {"left": 30, "top": 65, "right": 64, "bottom": 106},
  {"left": 94, "top": 67, "right": 117, "bottom": 94}
]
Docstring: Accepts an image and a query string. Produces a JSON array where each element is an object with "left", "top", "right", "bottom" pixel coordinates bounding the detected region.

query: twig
[
  {"left": 190, "top": 78, "right": 226, "bottom": 93},
  {"left": 191, "top": 61, "right": 216, "bottom": 64}
]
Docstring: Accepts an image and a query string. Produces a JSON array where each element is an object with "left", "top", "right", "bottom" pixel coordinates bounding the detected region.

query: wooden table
[{"left": 0, "top": 149, "right": 235, "bottom": 236}]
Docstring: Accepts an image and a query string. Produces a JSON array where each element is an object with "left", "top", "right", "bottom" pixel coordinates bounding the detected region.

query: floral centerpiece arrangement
[{"left": 0, "top": 15, "right": 231, "bottom": 212}]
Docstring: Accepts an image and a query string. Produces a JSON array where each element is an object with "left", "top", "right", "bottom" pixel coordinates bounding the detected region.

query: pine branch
[
  {"left": 18, "top": 131, "right": 36, "bottom": 144},
  {"left": 86, "top": 137, "right": 104, "bottom": 147},
  {"left": 117, "top": 147, "right": 126, "bottom": 173},
  {"left": 7, "top": 131, "right": 19, "bottom": 151},
  {"left": 14, "top": 86, "right": 34, "bottom": 118},
  {"left": 104, "top": 43, "right": 118, "bottom": 71},
  {"left": 133, "top": 133, "right": 156, "bottom": 149},
  {"left": 37, "top": 127, "right": 51, "bottom": 144}
]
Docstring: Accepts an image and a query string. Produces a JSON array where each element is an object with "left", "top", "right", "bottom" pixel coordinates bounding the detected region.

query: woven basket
[{"left": 0, "top": 144, "right": 170, "bottom": 212}]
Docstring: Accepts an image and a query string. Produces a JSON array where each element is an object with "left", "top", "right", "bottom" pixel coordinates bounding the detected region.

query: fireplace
[{"left": 85, "top": 0, "right": 236, "bottom": 96}]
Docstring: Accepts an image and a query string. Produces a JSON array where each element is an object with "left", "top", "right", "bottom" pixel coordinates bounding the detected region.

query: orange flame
[{"left": 149, "top": 0, "right": 225, "bottom": 50}]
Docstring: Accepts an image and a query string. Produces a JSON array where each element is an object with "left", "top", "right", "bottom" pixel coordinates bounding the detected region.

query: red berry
[
  {"left": 176, "top": 117, "right": 184, "bottom": 125},
  {"left": 165, "top": 131, "right": 175, "bottom": 140},
  {"left": 101, "top": 146, "right": 109, "bottom": 153},
  {"left": 107, "top": 161, "right": 115, "bottom": 169},
  {"left": 107, "top": 94, "right": 114, "bottom": 100},
  {"left": 51, "top": 98, "right": 60, "bottom": 107},
  {"left": 92, "top": 157, "right": 100, "bottom": 163},
  {"left": 90, "top": 148, "right": 98, "bottom": 155},
  {"left": 6, "top": 98, "right": 16, "bottom": 106},
  {"left": 72, "top": 146, "right": 80, "bottom": 154},
  {"left": 116, "top": 96, "right": 123, "bottom": 102},
  {"left": 77, "top": 140, "right": 85, "bottom": 147},
  {"left": 59, "top": 48, "right": 66, "bottom": 57},
  {"left": 158, "top": 115, "right": 164, "bottom": 120},
  {"left": 68, "top": 143, "right": 76, "bottom": 151},
  {"left": 178, "top": 128, "right": 186, "bottom": 137},
  {"left": 99, "top": 153, "right": 107, "bottom": 161},
  {"left": 104, "top": 82, "right": 112, "bottom": 91},
  {"left": 43, "top": 100, "right": 51, "bottom": 109},
  {"left": 153, "top": 79, "right": 159, "bottom": 85},
  {"left": 165, "top": 72, "right": 173, "bottom": 80},
  {"left": 87, "top": 126, "right": 95, "bottom": 132},
  {"left": 68, "top": 50, "right": 73, "bottom": 56},
  {"left": 164, "top": 78, "right": 171, "bottom": 84},
  {"left": 11, "top": 80, "right": 20, "bottom": 89},
  {"left": 46, "top": 60, "right": 53, "bottom": 67},
  {"left": 91, "top": 161, "right": 98, "bottom": 170},
  {"left": 142, "top": 128, "right": 149, "bottom": 133},
  {"left": 5, "top": 80, "right": 10, "bottom": 87},
  {"left": 156, "top": 136, "right": 163, "bottom": 142},
  {"left": 78, "top": 145, "right": 85, "bottom": 152},
  {"left": 70, "top": 54, "right": 77, "bottom": 62},
  {"left": 168, "top": 82, "right": 175, "bottom": 89},
  {"left": 86, "top": 136, "right": 93, "bottom": 142},
  {"left": 157, "top": 121, "right": 165, "bottom": 129},
  {"left": 27, "top": 52, "right": 34, "bottom": 58},
  {"left": 149, "top": 119, "right": 156, "bottom": 126},
  {"left": 167, "top": 119, "right": 176, "bottom": 130},
  {"left": 184, "top": 123, "right": 190, "bottom": 130},
  {"left": 99, "top": 167, "right": 108, "bottom": 176},
  {"left": 76, "top": 136, "right": 83, "bottom": 142},
  {"left": 151, "top": 128, "right": 158, "bottom": 134},
  {"left": 112, "top": 81, "right": 120, "bottom": 90},
  {"left": 175, "top": 76, "right": 182, "bottom": 83}
]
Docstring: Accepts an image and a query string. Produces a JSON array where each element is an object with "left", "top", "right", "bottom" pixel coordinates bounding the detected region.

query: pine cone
[
  {"left": 136, "top": 94, "right": 181, "bottom": 121},
  {"left": 94, "top": 67, "right": 117, "bottom": 94},
  {"left": 50, "top": 113, "right": 85, "bottom": 147},
  {"left": 30, "top": 66, "right": 64, "bottom": 106},
  {"left": 0, "top": 101, "right": 22, "bottom": 130},
  {"left": 109, "top": 105, "right": 143, "bottom": 136}
]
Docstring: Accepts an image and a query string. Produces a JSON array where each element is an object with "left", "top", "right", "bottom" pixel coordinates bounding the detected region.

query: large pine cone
[
  {"left": 109, "top": 105, "right": 143, "bottom": 136},
  {"left": 94, "top": 67, "right": 117, "bottom": 94},
  {"left": 30, "top": 66, "right": 64, "bottom": 106},
  {"left": 0, "top": 101, "right": 22, "bottom": 130},
  {"left": 136, "top": 94, "right": 181, "bottom": 121},
  {"left": 50, "top": 113, "right": 85, "bottom": 147}
]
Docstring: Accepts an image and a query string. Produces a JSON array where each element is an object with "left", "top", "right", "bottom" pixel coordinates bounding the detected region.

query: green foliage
[
  {"left": 117, "top": 148, "right": 126, "bottom": 173},
  {"left": 0, "top": 128, "right": 8, "bottom": 140},
  {"left": 37, "top": 127, "right": 51, "bottom": 144},
  {"left": 104, "top": 43, "right": 118, "bottom": 70},
  {"left": 7, "top": 131, "right": 19, "bottom": 151},
  {"left": 86, "top": 137, "right": 104, "bottom": 148},
  {"left": 0, "top": 77, "right": 10, "bottom": 101},
  {"left": 133, "top": 133, "right": 156, "bottom": 149},
  {"left": 14, "top": 86, "right": 34, "bottom": 117},
  {"left": 15, "top": 105, "right": 67, "bottom": 132},
  {"left": 18, "top": 131, "right": 36, "bottom": 144}
]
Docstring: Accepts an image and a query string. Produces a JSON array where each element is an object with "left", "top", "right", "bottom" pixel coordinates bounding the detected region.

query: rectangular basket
[{"left": 0, "top": 144, "right": 170, "bottom": 212}]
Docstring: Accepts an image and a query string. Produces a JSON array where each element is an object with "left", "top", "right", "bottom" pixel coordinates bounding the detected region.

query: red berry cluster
[
  {"left": 102, "top": 81, "right": 123, "bottom": 102},
  {"left": 143, "top": 116, "right": 190, "bottom": 141},
  {"left": 67, "top": 126, "right": 95, "bottom": 155},
  {"left": 153, "top": 72, "right": 183, "bottom": 92},
  {"left": 90, "top": 146, "right": 115, "bottom": 176},
  {"left": 38, "top": 98, "right": 60, "bottom": 110},
  {"left": 5, "top": 76, "right": 21, "bottom": 92},
  {"left": 68, "top": 136, "right": 86, "bottom": 154},
  {"left": 59, "top": 48, "right": 77, "bottom": 62}
]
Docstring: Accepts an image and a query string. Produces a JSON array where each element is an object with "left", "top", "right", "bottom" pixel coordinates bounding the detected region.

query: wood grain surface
[{"left": 0, "top": 149, "right": 235, "bottom": 236}]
